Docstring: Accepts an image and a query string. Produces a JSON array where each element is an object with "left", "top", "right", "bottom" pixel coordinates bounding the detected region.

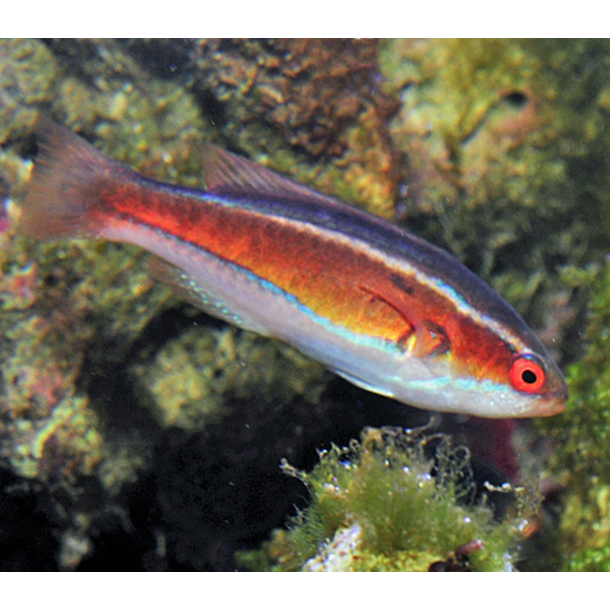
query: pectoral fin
[{"left": 359, "top": 275, "right": 450, "bottom": 359}]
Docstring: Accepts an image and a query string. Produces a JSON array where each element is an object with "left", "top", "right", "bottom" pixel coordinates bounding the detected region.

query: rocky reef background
[{"left": 1, "top": 38, "right": 610, "bottom": 570}]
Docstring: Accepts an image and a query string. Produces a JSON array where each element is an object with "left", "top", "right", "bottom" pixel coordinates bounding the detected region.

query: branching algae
[{"left": 240, "top": 426, "right": 533, "bottom": 572}]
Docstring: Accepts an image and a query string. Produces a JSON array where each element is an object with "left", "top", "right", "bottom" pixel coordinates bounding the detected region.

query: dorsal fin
[{"left": 201, "top": 144, "right": 338, "bottom": 206}]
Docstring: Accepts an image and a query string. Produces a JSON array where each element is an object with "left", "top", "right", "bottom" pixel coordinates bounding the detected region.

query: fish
[{"left": 21, "top": 120, "right": 568, "bottom": 418}]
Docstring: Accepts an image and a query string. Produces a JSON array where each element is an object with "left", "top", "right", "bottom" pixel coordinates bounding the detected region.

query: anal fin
[
  {"left": 330, "top": 367, "right": 395, "bottom": 398},
  {"left": 147, "top": 256, "right": 270, "bottom": 335}
]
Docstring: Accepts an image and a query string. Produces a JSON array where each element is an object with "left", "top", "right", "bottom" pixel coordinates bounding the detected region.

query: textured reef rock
[{"left": 0, "top": 38, "right": 609, "bottom": 570}]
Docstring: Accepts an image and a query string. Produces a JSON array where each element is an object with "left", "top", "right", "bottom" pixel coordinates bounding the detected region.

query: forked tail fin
[{"left": 21, "top": 119, "right": 132, "bottom": 240}]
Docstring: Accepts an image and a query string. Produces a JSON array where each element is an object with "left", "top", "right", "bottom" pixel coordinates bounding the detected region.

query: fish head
[
  {"left": 390, "top": 313, "right": 568, "bottom": 418},
  {"left": 390, "top": 346, "right": 568, "bottom": 418}
]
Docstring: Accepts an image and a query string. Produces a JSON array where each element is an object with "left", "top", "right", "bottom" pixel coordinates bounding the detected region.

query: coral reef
[
  {"left": 0, "top": 38, "right": 400, "bottom": 493},
  {"left": 187, "top": 39, "right": 401, "bottom": 218},
  {"left": 0, "top": 38, "right": 608, "bottom": 570}
]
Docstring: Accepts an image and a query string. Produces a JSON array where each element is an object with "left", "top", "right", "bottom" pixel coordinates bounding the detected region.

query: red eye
[{"left": 510, "top": 355, "right": 546, "bottom": 393}]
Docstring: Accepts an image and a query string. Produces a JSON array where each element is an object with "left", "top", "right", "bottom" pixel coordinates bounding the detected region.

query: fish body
[{"left": 22, "top": 121, "right": 567, "bottom": 418}]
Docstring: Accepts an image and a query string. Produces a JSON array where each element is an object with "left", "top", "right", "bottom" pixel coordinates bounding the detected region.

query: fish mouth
[{"left": 531, "top": 385, "right": 569, "bottom": 417}]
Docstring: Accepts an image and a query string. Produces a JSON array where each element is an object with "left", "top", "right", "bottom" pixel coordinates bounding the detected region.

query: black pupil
[{"left": 521, "top": 369, "right": 537, "bottom": 384}]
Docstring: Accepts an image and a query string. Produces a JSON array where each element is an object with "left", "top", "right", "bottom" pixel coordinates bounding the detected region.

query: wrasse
[{"left": 22, "top": 121, "right": 568, "bottom": 418}]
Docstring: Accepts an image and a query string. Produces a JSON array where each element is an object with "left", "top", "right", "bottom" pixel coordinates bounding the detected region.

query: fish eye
[{"left": 509, "top": 354, "right": 546, "bottom": 393}]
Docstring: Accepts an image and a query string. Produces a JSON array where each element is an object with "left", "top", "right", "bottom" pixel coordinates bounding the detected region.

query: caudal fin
[{"left": 21, "top": 119, "right": 129, "bottom": 241}]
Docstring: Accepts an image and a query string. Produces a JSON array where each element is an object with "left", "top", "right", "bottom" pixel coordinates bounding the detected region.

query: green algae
[
  {"left": 380, "top": 39, "right": 610, "bottom": 338},
  {"left": 534, "top": 262, "right": 610, "bottom": 570},
  {"left": 240, "top": 427, "right": 529, "bottom": 572}
]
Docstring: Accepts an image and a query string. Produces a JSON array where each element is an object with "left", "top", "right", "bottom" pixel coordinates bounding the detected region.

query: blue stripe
[
  {"left": 140, "top": 173, "right": 541, "bottom": 352},
  {"left": 146, "top": 220, "right": 400, "bottom": 356}
]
